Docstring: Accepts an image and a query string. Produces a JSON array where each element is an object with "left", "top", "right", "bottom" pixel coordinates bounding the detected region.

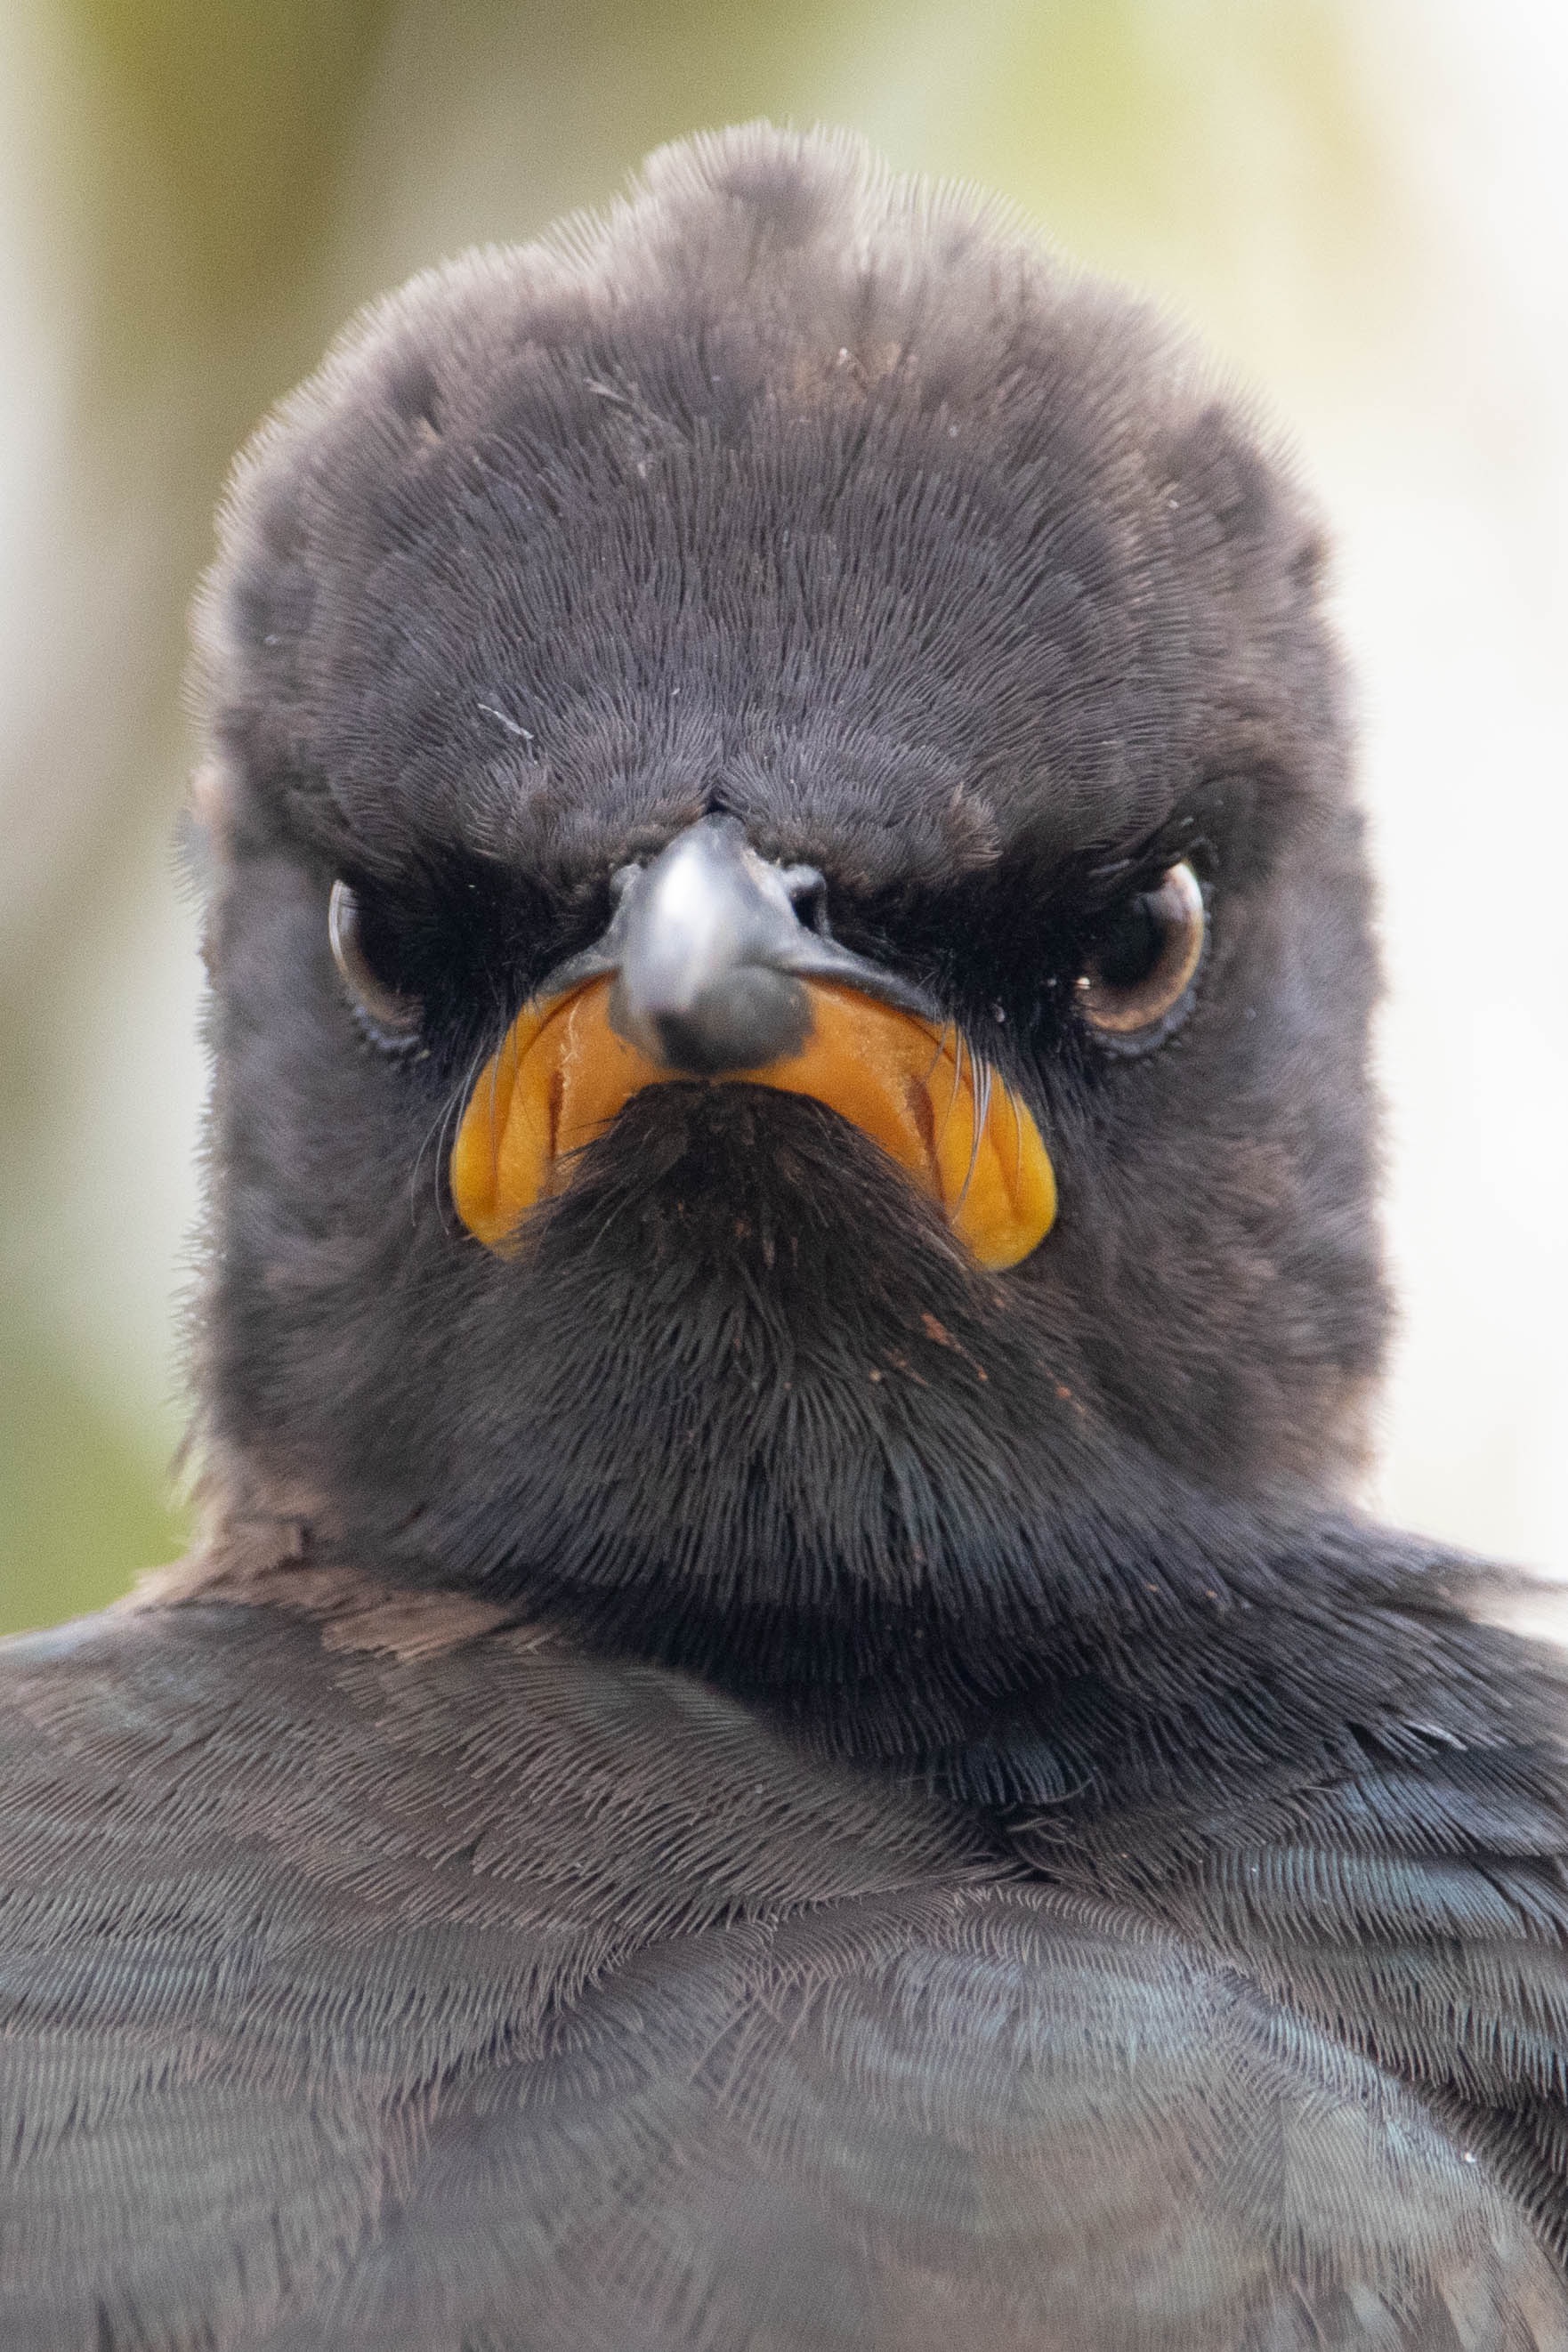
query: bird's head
[{"left": 190, "top": 125, "right": 1385, "bottom": 1711}]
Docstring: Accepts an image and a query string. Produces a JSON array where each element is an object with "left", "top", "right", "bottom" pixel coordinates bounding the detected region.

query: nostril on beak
[{"left": 568, "top": 812, "right": 934, "bottom": 1073}]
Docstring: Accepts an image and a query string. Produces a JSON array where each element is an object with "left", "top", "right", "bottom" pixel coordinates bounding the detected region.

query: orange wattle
[{"left": 449, "top": 975, "right": 1055, "bottom": 1271}]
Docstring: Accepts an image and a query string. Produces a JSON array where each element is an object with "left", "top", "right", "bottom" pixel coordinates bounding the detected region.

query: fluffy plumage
[{"left": 4, "top": 124, "right": 1565, "bottom": 2348}]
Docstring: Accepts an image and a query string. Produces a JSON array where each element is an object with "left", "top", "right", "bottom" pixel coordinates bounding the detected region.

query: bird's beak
[{"left": 449, "top": 817, "right": 1055, "bottom": 1269}]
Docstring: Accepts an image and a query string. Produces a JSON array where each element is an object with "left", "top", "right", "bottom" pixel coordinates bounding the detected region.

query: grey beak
[
  {"left": 544, "top": 814, "right": 934, "bottom": 1079},
  {"left": 607, "top": 820, "right": 819, "bottom": 1073}
]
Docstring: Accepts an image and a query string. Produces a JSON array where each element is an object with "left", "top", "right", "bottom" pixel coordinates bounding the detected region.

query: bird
[{"left": 4, "top": 118, "right": 1568, "bottom": 2350}]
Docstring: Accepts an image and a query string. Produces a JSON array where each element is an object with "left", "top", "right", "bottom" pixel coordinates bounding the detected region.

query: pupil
[
  {"left": 1095, "top": 895, "right": 1162, "bottom": 990},
  {"left": 357, "top": 899, "right": 412, "bottom": 997}
]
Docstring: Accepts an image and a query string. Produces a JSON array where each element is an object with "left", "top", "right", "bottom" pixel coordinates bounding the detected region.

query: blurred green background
[{"left": 2, "top": 0, "right": 1564, "bottom": 1634}]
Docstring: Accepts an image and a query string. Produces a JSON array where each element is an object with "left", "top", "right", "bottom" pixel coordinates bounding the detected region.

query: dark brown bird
[{"left": 4, "top": 124, "right": 1568, "bottom": 2350}]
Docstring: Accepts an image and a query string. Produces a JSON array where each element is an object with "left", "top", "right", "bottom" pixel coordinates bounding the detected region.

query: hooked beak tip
[{"left": 608, "top": 964, "right": 815, "bottom": 1075}]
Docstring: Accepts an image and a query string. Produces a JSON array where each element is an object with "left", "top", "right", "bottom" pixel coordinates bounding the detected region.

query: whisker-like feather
[
  {"left": 955, "top": 1046, "right": 990, "bottom": 1214},
  {"left": 410, "top": 1032, "right": 501, "bottom": 1238}
]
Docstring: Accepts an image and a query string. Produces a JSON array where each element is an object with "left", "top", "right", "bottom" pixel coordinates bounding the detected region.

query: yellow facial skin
[{"left": 449, "top": 975, "right": 1056, "bottom": 1271}]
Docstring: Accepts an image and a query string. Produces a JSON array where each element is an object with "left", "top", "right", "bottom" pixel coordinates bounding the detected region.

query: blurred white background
[{"left": 1, "top": 0, "right": 1564, "bottom": 1628}]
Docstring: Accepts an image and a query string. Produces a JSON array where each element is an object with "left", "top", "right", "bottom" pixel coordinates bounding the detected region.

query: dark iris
[
  {"left": 1090, "top": 893, "right": 1165, "bottom": 990},
  {"left": 328, "top": 880, "right": 424, "bottom": 1044},
  {"left": 1075, "top": 859, "right": 1206, "bottom": 1048}
]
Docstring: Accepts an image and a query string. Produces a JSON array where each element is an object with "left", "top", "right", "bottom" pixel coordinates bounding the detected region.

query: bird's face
[{"left": 193, "top": 133, "right": 1386, "bottom": 1704}]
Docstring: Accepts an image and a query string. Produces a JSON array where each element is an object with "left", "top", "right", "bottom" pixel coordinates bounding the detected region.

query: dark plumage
[{"left": 4, "top": 124, "right": 1566, "bottom": 2348}]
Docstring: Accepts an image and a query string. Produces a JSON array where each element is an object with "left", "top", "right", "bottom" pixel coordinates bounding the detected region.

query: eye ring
[
  {"left": 327, "top": 880, "right": 423, "bottom": 1045},
  {"left": 1075, "top": 859, "right": 1206, "bottom": 1054}
]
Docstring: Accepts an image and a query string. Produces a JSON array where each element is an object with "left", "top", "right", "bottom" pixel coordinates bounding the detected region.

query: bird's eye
[
  {"left": 327, "top": 880, "right": 423, "bottom": 1045},
  {"left": 1075, "top": 860, "right": 1206, "bottom": 1050}
]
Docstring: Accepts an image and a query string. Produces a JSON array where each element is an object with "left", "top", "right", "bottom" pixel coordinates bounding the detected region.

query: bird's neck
[{"left": 182, "top": 1435, "right": 1543, "bottom": 1836}]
